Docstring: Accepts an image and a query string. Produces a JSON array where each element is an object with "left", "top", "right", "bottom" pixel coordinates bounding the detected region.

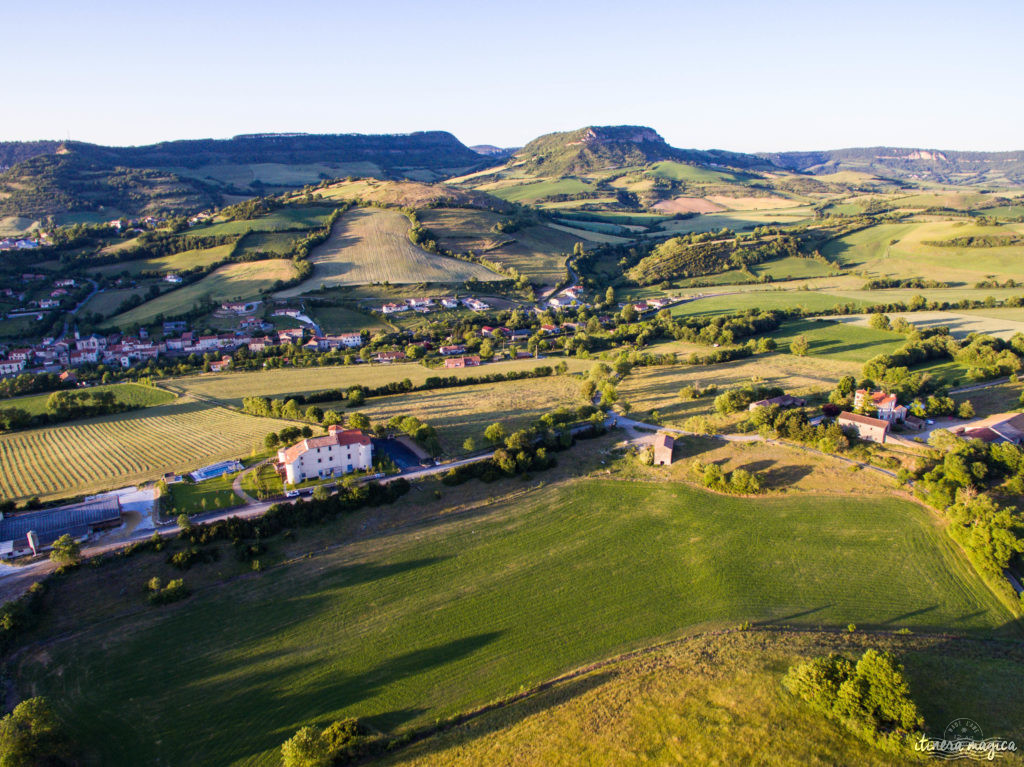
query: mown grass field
[
  {"left": 322, "top": 376, "right": 581, "bottom": 454},
  {"left": 185, "top": 206, "right": 336, "bottom": 237},
  {"left": 750, "top": 255, "right": 835, "bottom": 280},
  {"left": 616, "top": 353, "right": 856, "bottom": 431},
  {"left": 16, "top": 477, "right": 1015, "bottom": 765},
  {"left": 113, "top": 259, "right": 296, "bottom": 326},
  {"left": 0, "top": 397, "right": 280, "bottom": 501},
  {"left": 383, "top": 630, "right": 1024, "bottom": 767},
  {"left": 484, "top": 178, "right": 593, "bottom": 203},
  {"left": 172, "top": 357, "right": 593, "bottom": 408},
  {"left": 277, "top": 208, "right": 501, "bottom": 293},
  {"left": 766, "top": 318, "right": 906, "bottom": 362},
  {"left": 839, "top": 311, "right": 1024, "bottom": 341},
  {"left": 670, "top": 290, "right": 876, "bottom": 318},
  {"left": 823, "top": 220, "right": 1024, "bottom": 283},
  {"left": 307, "top": 304, "right": 387, "bottom": 333},
  {"left": 94, "top": 242, "right": 237, "bottom": 277},
  {"left": 414, "top": 207, "right": 579, "bottom": 284},
  {"left": 0, "top": 382, "right": 174, "bottom": 417}
]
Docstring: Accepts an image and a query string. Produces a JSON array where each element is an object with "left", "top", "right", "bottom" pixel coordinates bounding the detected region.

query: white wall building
[{"left": 277, "top": 426, "right": 373, "bottom": 485}]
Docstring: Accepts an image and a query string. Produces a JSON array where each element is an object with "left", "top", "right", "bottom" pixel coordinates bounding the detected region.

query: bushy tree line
[
  {"left": 783, "top": 649, "right": 923, "bottom": 754},
  {"left": 690, "top": 460, "right": 764, "bottom": 494}
]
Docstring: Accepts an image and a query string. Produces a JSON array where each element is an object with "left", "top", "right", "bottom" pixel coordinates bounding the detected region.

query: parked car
[{"left": 285, "top": 489, "right": 300, "bottom": 498}]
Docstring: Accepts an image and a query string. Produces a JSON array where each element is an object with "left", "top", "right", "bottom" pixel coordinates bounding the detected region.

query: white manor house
[{"left": 277, "top": 426, "right": 373, "bottom": 485}]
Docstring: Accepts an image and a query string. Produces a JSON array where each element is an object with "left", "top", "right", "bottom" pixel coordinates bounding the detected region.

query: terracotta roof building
[{"left": 277, "top": 426, "right": 373, "bottom": 485}]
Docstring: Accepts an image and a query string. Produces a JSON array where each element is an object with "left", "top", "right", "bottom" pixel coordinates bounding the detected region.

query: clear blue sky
[{"left": 5, "top": 0, "right": 1021, "bottom": 152}]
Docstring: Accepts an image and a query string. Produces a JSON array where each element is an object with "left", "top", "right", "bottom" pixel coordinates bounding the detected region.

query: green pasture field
[
  {"left": 0, "top": 215, "right": 41, "bottom": 236},
  {"left": 416, "top": 207, "right": 579, "bottom": 284},
  {"left": 750, "top": 256, "right": 835, "bottom": 281},
  {"left": 16, "top": 476, "right": 1015, "bottom": 765},
  {"left": 647, "top": 210, "right": 811, "bottom": 236},
  {"left": 670, "top": 290, "right": 877, "bottom": 318},
  {"left": 0, "top": 382, "right": 174, "bottom": 417},
  {"left": 0, "top": 396, "right": 282, "bottom": 501},
  {"left": 276, "top": 208, "right": 500, "bottom": 293},
  {"left": 236, "top": 231, "right": 302, "bottom": 257},
  {"left": 172, "top": 357, "right": 592, "bottom": 408},
  {"left": 645, "top": 161, "right": 753, "bottom": 184},
  {"left": 320, "top": 376, "right": 581, "bottom": 454},
  {"left": 80, "top": 286, "right": 155, "bottom": 317},
  {"left": 185, "top": 206, "right": 336, "bottom": 237},
  {"left": 767, "top": 318, "right": 906, "bottom": 363},
  {"left": 307, "top": 304, "right": 387, "bottom": 334},
  {"left": 113, "top": 259, "right": 296, "bottom": 326},
  {"left": 979, "top": 204, "right": 1024, "bottom": 219},
  {"left": 913, "top": 358, "right": 973, "bottom": 389},
  {"left": 0, "top": 314, "right": 47, "bottom": 340},
  {"left": 383, "top": 630, "right": 1024, "bottom": 767},
  {"left": 94, "top": 242, "right": 237, "bottom": 277},
  {"left": 166, "top": 473, "right": 242, "bottom": 517},
  {"left": 824, "top": 221, "right": 1024, "bottom": 282},
  {"left": 950, "top": 379, "right": 1024, "bottom": 417},
  {"left": 616, "top": 352, "right": 857, "bottom": 431},
  {"left": 546, "top": 222, "right": 632, "bottom": 244},
  {"left": 485, "top": 178, "right": 593, "bottom": 203}
]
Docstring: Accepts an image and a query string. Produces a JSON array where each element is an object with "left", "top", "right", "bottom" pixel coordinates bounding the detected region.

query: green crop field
[
  {"left": 670, "top": 290, "right": 876, "bottom": 318},
  {"left": 172, "top": 357, "right": 593, "bottom": 408},
  {"left": 79, "top": 286, "right": 160, "bottom": 317},
  {"left": 94, "top": 242, "right": 237, "bottom": 277},
  {"left": 0, "top": 397, "right": 281, "bottom": 501},
  {"left": 16, "top": 478, "right": 1015, "bottom": 765},
  {"left": 0, "top": 382, "right": 174, "bottom": 417},
  {"left": 277, "top": 208, "right": 501, "bottom": 293},
  {"left": 113, "top": 259, "right": 296, "bottom": 326},
  {"left": 750, "top": 255, "right": 835, "bottom": 281},
  {"left": 645, "top": 161, "right": 752, "bottom": 184},
  {"left": 236, "top": 231, "right": 302, "bottom": 257},
  {"left": 823, "top": 221, "right": 1024, "bottom": 282},
  {"left": 416, "top": 208, "right": 580, "bottom": 283},
  {"left": 485, "top": 178, "right": 593, "bottom": 203},
  {"left": 307, "top": 304, "right": 387, "bottom": 333},
  {"left": 185, "top": 206, "right": 337, "bottom": 237},
  {"left": 767, "top": 318, "right": 906, "bottom": 362},
  {"left": 320, "top": 376, "right": 581, "bottom": 454}
]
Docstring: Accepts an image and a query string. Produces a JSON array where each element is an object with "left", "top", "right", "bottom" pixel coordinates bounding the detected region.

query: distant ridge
[{"left": 513, "top": 125, "right": 772, "bottom": 176}]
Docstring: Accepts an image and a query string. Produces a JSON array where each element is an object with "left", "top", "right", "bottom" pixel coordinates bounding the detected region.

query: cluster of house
[
  {"left": 546, "top": 285, "right": 584, "bottom": 309},
  {"left": 380, "top": 297, "right": 490, "bottom": 314},
  {"left": 0, "top": 324, "right": 366, "bottom": 377},
  {"left": 626, "top": 297, "right": 674, "bottom": 313},
  {"left": 1, "top": 277, "right": 84, "bottom": 318},
  {"left": 0, "top": 238, "right": 40, "bottom": 251},
  {"left": 833, "top": 389, "right": 926, "bottom": 445},
  {"left": 106, "top": 216, "right": 165, "bottom": 231}
]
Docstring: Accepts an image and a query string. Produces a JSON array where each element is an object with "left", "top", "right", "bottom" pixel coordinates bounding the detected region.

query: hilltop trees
[{"left": 0, "top": 697, "right": 77, "bottom": 767}]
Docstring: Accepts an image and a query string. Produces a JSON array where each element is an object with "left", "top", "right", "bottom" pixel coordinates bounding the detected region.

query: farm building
[
  {"left": 444, "top": 355, "right": 481, "bottom": 368},
  {"left": 748, "top": 394, "right": 806, "bottom": 412},
  {"left": 950, "top": 413, "right": 1024, "bottom": 445},
  {"left": 278, "top": 426, "right": 373, "bottom": 485},
  {"left": 0, "top": 496, "right": 122, "bottom": 558},
  {"left": 837, "top": 412, "right": 889, "bottom": 444},
  {"left": 653, "top": 433, "right": 675, "bottom": 465}
]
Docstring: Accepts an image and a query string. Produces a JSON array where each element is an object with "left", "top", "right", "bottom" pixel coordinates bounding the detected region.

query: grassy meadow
[
  {"left": 320, "top": 376, "right": 581, "bottom": 454},
  {"left": 185, "top": 206, "right": 336, "bottom": 237},
  {"left": 0, "top": 382, "right": 174, "bottom": 417},
  {"left": 94, "top": 242, "right": 237, "bottom": 277},
  {"left": 16, "top": 476, "right": 1016, "bottom": 765},
  {"left": 0, "top": 397, "right": 281, "bottom": 501},
  {"left": 381, "top": 630, "right": 1024, "bottom": 767},
  {"left": 416, "top": 208, "right": 580, "bottom": 284},
  {"left": 671, "top": 290, "right": 876, "bottom": 318},
  {"left": 277, "top": 208, "right": 501, "bottom": 293},
  {"left": 766, "top": 318, "right": 906, "bottom": 363},
  {"left": 113, "top": 260, "right": 296, "bottom": 326},
  {"left": 173, "top": 357, "right": 592, "bottom": 408}
]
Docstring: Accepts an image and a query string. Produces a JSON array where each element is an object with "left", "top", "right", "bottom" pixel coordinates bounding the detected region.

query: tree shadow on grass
[
  {"left": 313, "top": 557, "right": 450, "bottom": 590},
  {"left": 382, "top": 669, "right": 617, "bottom": 763}
]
